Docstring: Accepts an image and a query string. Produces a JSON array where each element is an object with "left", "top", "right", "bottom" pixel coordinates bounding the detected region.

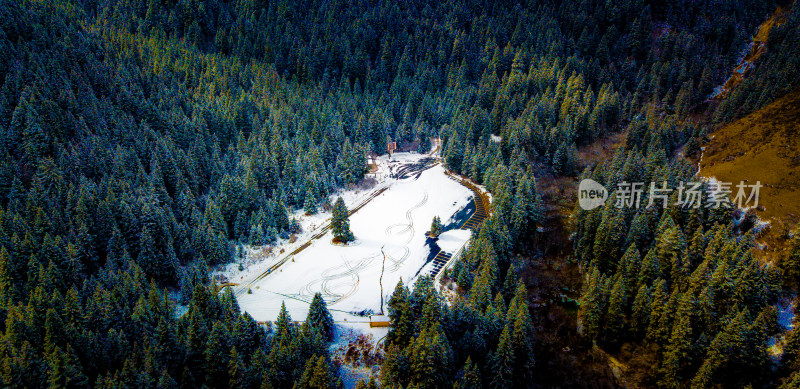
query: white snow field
[{"left": 224, "top": 152, "right": 474, "bottom": 323}]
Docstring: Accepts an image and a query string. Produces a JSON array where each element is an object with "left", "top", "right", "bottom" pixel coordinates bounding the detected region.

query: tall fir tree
[
  {"left": 430, "top": 216, "right": 443, "bottom": 237},
  {"left": 331, "top": 197, "right": 354, "bottom": 243},
  {"left": 455, "top": 357, "right": 482, "bottom": 389},
  {"left": 386, "top": 280, "right": 413, "bottom": 348},
  {"left": 307, "top": 293, "right": 334, "bottom": 341},
  {"left": 294, "top": 355, "right": 334, "bottom": 389},
  {"left": 304, "top": 190, "right": 319, "bottom": 215}
]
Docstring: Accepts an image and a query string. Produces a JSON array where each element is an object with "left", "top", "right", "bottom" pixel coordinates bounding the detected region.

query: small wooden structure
[
  {"left": 366, "top": 154, "right": 379, "bottom": 175},
  {"left": 369, "top": 315, "right": 390, "bottom": 328},
  {"left": 387, "top": 142, "right": 397, "bottom": 155}
]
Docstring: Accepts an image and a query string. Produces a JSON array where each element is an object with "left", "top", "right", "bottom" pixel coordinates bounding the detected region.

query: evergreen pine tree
[
  {"left": 592, "top": 207, "right": 626, "bottom": 272},
  {"left": 409, "top": 326, "right": 453, "bottom": 388},
  {"left": 626, "top": 209, "right": 655, "bottom": 252},
  {"left": 381, "top": 344, "right": 410, "bottom": 388},
  {"left": 646, "top": 279, "right": 670, "bottom": 344},
  {"left": 307, "top": 293, "right": 334, "bottom": 341},
  {"left": 603, "top": 276, "right": 628, "bottom": 349},
  {"left": 455, "top": 357, "right": 482, "bottom": 389},
  {"left": 275, "top": 302, "right": 295, "bottom": 342},
  {"left": 691, "top": 310, "right": 750, "bottom": 389},
  {"left": 304, "top": 190, "right": 318, "bottom": 215},
  {"left": 780, "top": 370, "right": 800, "bottom": 389},
  {"left": 510, "top": 305, "right": 535, "bottom": 385},
  {"left": 470, "top": 255, "right": 498, "bottom": 310},
  {"left": 331, "top": 197, "right": 354, "bottom": 243},
  {"left": 631, "top": 284, "right": 652, "bottom": 340},
  {"left": 157, "top": 370, "right": 178, "bottom": 389},
  {"left": 229, "top": 347, "right": 248, "bottom": 389},
  {"left": 387, "top": 280, "right": 413, "bottom": 348},
  {"left": 618, "top": 243, "right": 642, "bottom": 292},
  {"left": 293, "top": 355, "right": 333, "bottom": 389},
  {"left": 511, "top": 173, "right": 542, "bottom": 239},
  {"left": 430, "top": 216, "right": 443, "bottom": 237},
  {"left": 784, "top": 232, "right": 800, "bottom": 288},
  {"left": 782, "top": 315, "right": 800, "bottom": 375},
  {"left": 579, "top": 267, "right": 604, "bottom": 341},
  {"left": 421, "top": 292, "right": 444, "bottom": 330},
  {"left": 46, "top": 345, "right": 89, "bottom": 389},
  {"left": 659, "top": 292, "right": 694, "bottom": 387},
  {"left": 657, "top": 225, "right": 689, "bottom": 288},
  {"left": 0, "top": 248, "right": 14, "bottom": 305},
  {"left": 205, "top": 322, "right": 231, "bottom": 387},
  {"left": 490, "top": 324, "right": 515, "bottom": 389}
]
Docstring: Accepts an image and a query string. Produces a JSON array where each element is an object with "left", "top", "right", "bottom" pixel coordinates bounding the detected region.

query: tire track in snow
[
  {"left": 384, "top": 192, "right": 427, "bottom": 271},
  {"left": 295, "top": 254, "right": 379, "bottom": 305}
]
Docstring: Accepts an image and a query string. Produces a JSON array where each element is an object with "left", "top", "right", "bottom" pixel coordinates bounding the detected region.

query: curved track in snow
[
  {"left": 295, "top": 254, "right": 381, "bottom": 305},
  {"left": 383, "top": 192, "right": 427, "bottom": 271}
]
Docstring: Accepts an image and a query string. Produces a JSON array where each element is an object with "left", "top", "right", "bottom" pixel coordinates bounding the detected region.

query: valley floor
[{"left": 217, "top": 152, "right": 475, "bottom": 324}]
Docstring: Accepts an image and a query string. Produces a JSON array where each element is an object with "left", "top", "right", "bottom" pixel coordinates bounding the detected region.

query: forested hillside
[
  {"left": 0, "top": 0, "right": 798, "bottom": 387},
  {"left": 571, "top": 4, "right": 800, "bottom": 388}
]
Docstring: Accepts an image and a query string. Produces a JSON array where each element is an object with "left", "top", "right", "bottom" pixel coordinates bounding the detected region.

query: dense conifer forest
[{"left": 1, "top": 0, "right": 799, "bottom": 387}]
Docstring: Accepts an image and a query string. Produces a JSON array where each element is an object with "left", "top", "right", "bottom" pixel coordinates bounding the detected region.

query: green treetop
[{"left": 430, "top": 216, "right": 443, "bottom": 238}]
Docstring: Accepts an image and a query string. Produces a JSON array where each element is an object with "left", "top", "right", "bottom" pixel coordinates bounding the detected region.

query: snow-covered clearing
[{"left": 219, "top": 152, "right": 475, "bottom": 324}]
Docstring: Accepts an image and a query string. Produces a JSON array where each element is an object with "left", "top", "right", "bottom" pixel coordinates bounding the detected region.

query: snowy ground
[{"left": 218, "top": 152, "right": 475, "bottom": 323}]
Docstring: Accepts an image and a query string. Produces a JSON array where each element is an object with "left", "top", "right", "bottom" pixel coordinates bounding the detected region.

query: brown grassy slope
[{"left": 701, "top": 90, "right": 800, "bottom": 259}]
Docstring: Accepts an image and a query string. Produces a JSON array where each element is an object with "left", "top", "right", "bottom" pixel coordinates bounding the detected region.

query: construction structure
[
  {"left": 426, "top": 171, "right": 491, "bottom": 279},
  {"left": 369, "top": 315, "right": 390, "bottom": 328}
]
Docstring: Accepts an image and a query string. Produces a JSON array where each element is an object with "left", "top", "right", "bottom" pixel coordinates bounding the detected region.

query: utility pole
[{"left": 379, "top": 245, "right": 387, "bottom": 315}]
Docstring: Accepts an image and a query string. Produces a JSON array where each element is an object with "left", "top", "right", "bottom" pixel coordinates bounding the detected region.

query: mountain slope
[{"left": 702, "top": 90, "right": 800, "bottom": 257}]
